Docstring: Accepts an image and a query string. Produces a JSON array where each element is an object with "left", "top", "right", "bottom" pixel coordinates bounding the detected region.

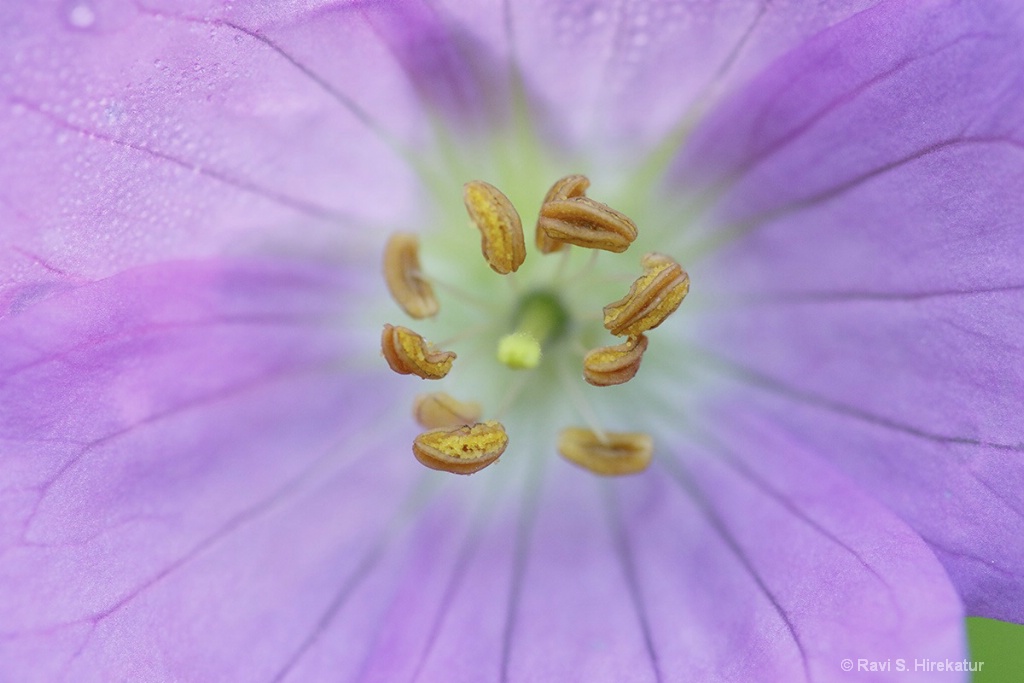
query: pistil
[{"left": 497, "top": 291, "right": 569, "bottom": 370}]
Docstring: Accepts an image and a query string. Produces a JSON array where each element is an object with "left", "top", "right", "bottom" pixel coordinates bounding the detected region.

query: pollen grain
[
  {"left": 603, "top": 252, "right": 690, "bottom": 337},
  {"left": 381, "top": 324, "right": 456, "bottom": 379},
  {"left": 582, "top": 334, "right": 649, "bottom": 387},
  {"left": 413, "top": 420, "right": 509, "bottom": 474},
  {"left": 463, "top": 180, "right": 526, "bottom": 274}
]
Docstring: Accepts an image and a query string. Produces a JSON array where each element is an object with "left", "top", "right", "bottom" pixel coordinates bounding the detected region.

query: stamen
[
  {"left": 381, "top": 324, "right": 456, "bottom": 379},
  {"left": 383, "top": 232, "right": 439, "bottom": 319},
  {"left": 556, "top": 358, "right": 609, "bottom": 444},
  {"left": 491, "top": 369, "right": 532, "bottom": 419},
  {"left": 582, "top": 334, "right": 649, "bottom": 387},
  {"left": 413, "top": 420, "right": 509, "bottom": 475},
  {"left": 535, "top": 174, "right": 590, "bottom": 254},
  {"left": 557, "top": 427, "right": 653, "bottom": 476},
  {"left": 537, "top": 196, "right": 638, "bottom": 253},
  {"left": 463, "top": 180, "right": 526, "bottom": 274},
  {"left": 603, "top": 252, "right": 690, "bottom": 337},
  {"left": 413, "top": 392, "right": 482, "bottom": 429},
  {"left": 496, "top": 291, "right": 569, "bottom": 370},
  {"left": 423, "top": 274, "right": 492, "bottom": 312}
]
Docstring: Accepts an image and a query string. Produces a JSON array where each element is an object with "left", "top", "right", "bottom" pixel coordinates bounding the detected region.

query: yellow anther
[
  {"left": 413, "top": 392, "right": 482, "bottom": 429},
  {"left": 535, "top": 174, "right": 590, "bottom": 254},
  {"left": 381, "top": 324, "right": 456, "bottom": 379},
  {"left": 582, "top": 334, "right": 648, "bottom": 387},
  {"left": 557, "top": 427, "right": 653, "bottom": 476},
  {"left": 603, "top": 252, "right": 690, "bottom": 337},
  {"left": 463, "top": 180, "right": 526, "bottom": 274},
  {"left": 413, "top": 420, "right": 509, "bottom": 475},
  {"left": 537, "top": 196, "right": 637, "bottom": 253},
  {"left": 383, "top": 232, "right": 439, "bottom": 319}
]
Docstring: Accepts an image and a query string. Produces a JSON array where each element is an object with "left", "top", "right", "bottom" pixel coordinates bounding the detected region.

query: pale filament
[{"left": 556, "top": 358, "right": 609, "bottom": 445}]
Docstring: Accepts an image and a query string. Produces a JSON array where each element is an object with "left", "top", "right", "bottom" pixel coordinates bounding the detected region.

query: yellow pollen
[
  {"left": 557, "top": 428, "right": 653, "bottom": 476},
  {"left": 413, "top": 421, "right": 509, "bottom": 475},
  {"left": 413, "top": 392, "right": 482, "bottom": 429},
  {"left": 603, "top": 252, "right": 690, "bottom": 337},
  {"left": 582, "top": 334, "right": 648, "bottom": 387},
  {"left": 380, "top": 324, "right": 456, "bottom": 379},
  {"left": 383, "top": 232, "right": 439, "bottom": 319},
  {"left": 463, "top": 180, "right": 526, "bottom": 274}
]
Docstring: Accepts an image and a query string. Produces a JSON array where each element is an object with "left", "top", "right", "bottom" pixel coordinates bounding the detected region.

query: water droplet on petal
[{"left": 66, "top": 2, "right": 96, "bottom": 29}]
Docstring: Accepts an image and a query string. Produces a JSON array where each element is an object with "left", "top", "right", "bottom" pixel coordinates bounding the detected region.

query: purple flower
[{"left": 1, "top": 0, "right": 1021, "bottom": 680}]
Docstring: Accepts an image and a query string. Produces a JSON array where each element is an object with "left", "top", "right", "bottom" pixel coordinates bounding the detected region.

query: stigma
[{"left": 380, "top": 175, "right": 689, "bottom": 476}]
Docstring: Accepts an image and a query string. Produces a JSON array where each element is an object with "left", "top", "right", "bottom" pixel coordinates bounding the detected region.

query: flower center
[
  {"left": 496, "top": 290, "right": 568, "bottom": 370},
  {"left": 380, "top": 175, "right": 690, "bottom": 476}
]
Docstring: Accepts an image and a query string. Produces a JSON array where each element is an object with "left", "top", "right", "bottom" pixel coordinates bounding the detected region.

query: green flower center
[{"left": 497, "top": 290, "right": 569, "bottom": 370}]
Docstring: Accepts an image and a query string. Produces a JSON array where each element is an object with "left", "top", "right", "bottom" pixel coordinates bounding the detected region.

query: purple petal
[
  {"left": 0, "top": 0, "right": 1010, "bottom": 679},
  {"left": 373, "top": 445, "right": 964, "bottom": 681},
  {"left": 508, "top": 0, "right": 880, "bottom": 151},
  {"left": 0, "top": 2, "right": 426, "bottom": 291},
  {"left": 0, "top": 258, "right": 415, "bottom": 678},
  {"left": 0, "top": 258, "right": 967, "bottom": 679},
  {"left": 680, "top": 0, "right": 1024, "bottom": 619}
]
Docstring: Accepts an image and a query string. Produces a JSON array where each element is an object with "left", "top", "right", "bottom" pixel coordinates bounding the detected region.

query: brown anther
[
  {"left": 381, "top": 324, "right": 456, "bottom": 379},
  {"left": 537, "top": 196, "right": 638, "bottom": 253},
  {"left": 382, "top": 233, "right": 439, "bottom": 319},
  {"left": 463, "top": 180, "right": 526, "bottom": 274},
  {"left": 557, "top": 428, "right": 653, "bottom": 476},
  {"left": 535, "top": 174, "right": 590, "bottom": 254},
  {"left": 603, "top": 252, "right": 690, "bottom": 337},
  {"left": 413, "top": 420, "right": 509, "bottom": 475},
  {"left": 413, "top": 392, "right": 483, "bottom": 429},
  {"left": 582, "top": 334, "right": 649, "bottom": 387}
]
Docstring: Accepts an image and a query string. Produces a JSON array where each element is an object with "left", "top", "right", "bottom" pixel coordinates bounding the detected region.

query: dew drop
[{"left": 66, "top": 2, "right": 96, "bottom": 29}]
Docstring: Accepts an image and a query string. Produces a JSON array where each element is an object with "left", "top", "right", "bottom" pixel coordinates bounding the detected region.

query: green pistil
[{"left": 497, "top": 290, "right": 569, "bottom": 370}]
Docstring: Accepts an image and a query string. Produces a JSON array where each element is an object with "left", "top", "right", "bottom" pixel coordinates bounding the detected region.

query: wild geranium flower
[{"left": 1, "top": 0, "right": 1021, "bottom": 680}]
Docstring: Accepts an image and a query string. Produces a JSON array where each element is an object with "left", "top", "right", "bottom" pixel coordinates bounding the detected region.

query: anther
[
  {"left": 413, "top": 420, "right": 509, "bottom": 475},
  {"left": 582, "top": 334, "right": 648, "bottom": 387},
  {"left": 603, "top": 252, "right": 690, "bottom": 337},
  {"left": 463, "top": 180, "right": 526, "bottom": 274},
  {"left": 537, "top": 196, "right": 638, "bottom": 253},
  {"left": 557, "top": 427, "right": 653, "bottom": 476},
  {"left": 381, "top": 324, "right": 456, "bottom": 379},
  {"left": 535, "top": 174, "right": 590, "bottom": 254},
  {"left": 383, "top": 232, "right": 439, "bottom": 319},
  {"left": 413, "top": 392, "right": 482, "bottom": 429}
]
